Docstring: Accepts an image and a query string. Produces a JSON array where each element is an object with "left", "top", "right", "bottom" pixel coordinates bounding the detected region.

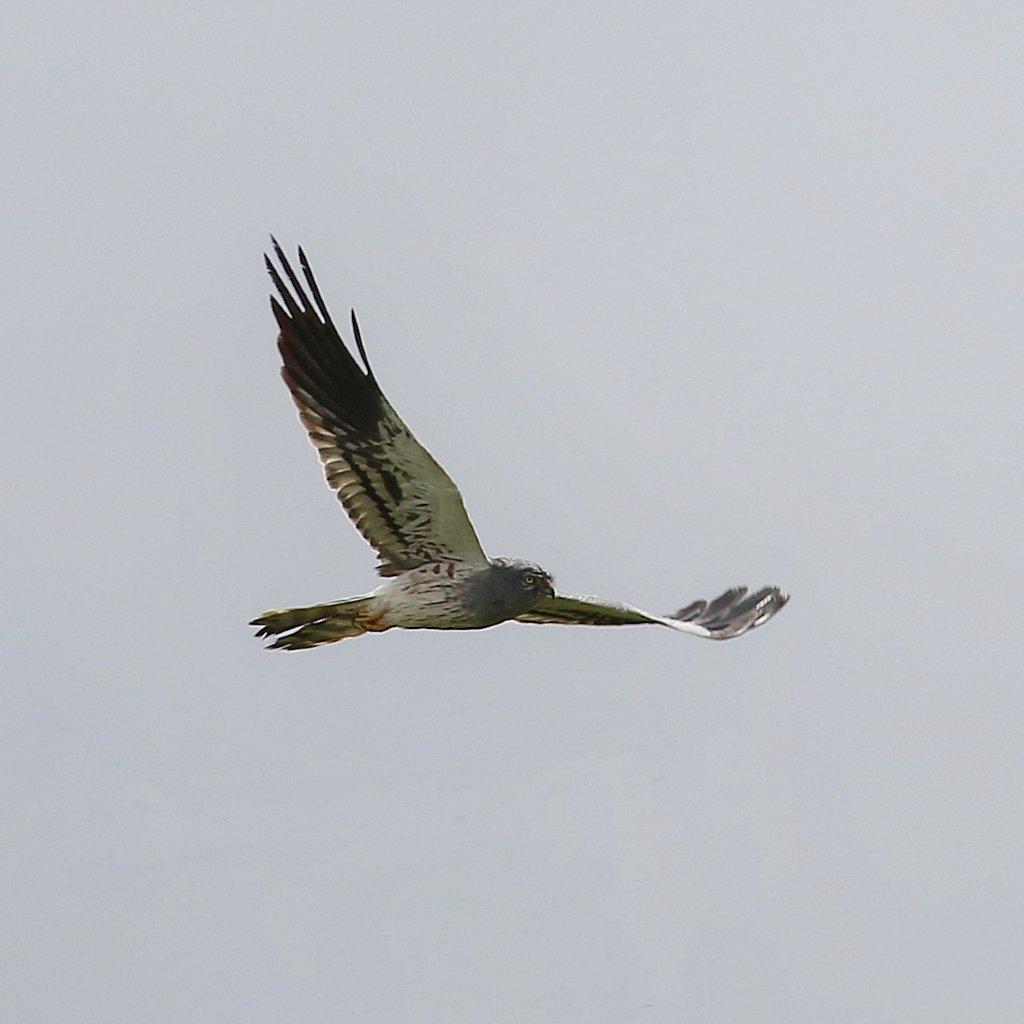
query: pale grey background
[{"left": 4, "top": 3, "right": 1022, "bottom": 1022}]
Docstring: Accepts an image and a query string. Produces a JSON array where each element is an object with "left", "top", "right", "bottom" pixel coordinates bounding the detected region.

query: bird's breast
[{"left": 373, "top": 562, "right": 492, "bottom": 630}]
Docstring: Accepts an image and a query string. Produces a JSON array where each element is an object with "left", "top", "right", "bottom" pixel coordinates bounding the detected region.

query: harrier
[{"left": 251, "top": 241, "right": 788, "bottom": 650}]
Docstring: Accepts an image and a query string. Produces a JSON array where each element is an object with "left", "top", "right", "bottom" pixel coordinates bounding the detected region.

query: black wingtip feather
[
  {"left": 265, "top": 257, "right": 304, "bottom": 320},
  {"left": 269, "top": 295, "right": 291, "bottom": 332},
  {"left": 298, "top": 246, "right": 332, "bottom": 326},
  {"left": 274, "top": 242, "right": 311, "bottom": 314},
  {"left": 350, "top": 309, "right": 376, "bottom": 382},
  {"left": 264, "top": 240, "right": 385, "bottom": 437}
]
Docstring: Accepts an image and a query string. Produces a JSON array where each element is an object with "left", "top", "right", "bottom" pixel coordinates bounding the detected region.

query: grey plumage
[
  {"left": 251, "top": 242, "right": 789, "bottom": 651},
  {"left": 461, "top": 559, "right": 556, "bottom": 628}
]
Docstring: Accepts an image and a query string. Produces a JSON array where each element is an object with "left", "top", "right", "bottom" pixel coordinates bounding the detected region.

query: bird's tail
[{"left": 250, "top": 596, "right": 377, "bottom": 651}]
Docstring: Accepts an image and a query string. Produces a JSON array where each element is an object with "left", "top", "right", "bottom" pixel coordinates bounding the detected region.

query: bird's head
[
  {"left": 489, "top": 557, "right": 555, "bottom": 600},
  {"left": 468, "top": 557, "right": 555, "bottom": 623}
]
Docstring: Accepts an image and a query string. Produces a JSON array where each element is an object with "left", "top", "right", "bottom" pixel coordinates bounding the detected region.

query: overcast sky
[{"left": 4, "top": 3, "right": 1023, "bottom": 1022}]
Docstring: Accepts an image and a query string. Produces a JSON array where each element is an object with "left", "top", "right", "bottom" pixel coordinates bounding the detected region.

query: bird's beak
[{"left": 541, "top": 580, "right": 555, "bottom": 599}]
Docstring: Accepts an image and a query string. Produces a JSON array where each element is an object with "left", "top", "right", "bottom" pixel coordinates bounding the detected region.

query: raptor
[{"left": 251, "top": 242, "right": 788, "bottom": 650}]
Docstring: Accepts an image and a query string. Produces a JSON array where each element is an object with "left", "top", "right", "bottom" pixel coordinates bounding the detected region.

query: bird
[{"left": 251, "top": 241, "right": 789, "bottom": 650}]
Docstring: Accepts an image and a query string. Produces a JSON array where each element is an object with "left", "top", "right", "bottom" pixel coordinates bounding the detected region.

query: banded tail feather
[{"left": 250, "top": 596, "right": 375, "bottom": 651}]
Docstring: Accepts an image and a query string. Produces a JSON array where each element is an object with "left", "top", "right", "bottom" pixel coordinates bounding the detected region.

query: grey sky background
[{"left": 4, "top": 3, "right": 1022, "bottom": 1021}]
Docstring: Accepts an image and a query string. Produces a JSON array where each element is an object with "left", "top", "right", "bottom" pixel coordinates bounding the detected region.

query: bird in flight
[{"left": 251, "top": 241, "right": 788, "bottom": 650}]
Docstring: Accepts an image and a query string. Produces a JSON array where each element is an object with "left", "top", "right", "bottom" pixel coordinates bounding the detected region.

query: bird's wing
[
  {"left": 265, "top": 240, "right": 488, "bottom": 577},
  {"left": 516, "top": 586, "right": 788, "bottom": 640}
]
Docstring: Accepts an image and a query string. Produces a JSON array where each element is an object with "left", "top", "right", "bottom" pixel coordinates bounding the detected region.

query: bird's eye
[{"left": 521, "top": 573, "right": 536, "bottom": 587}]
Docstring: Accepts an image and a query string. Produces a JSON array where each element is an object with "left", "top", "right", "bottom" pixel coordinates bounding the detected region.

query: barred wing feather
[
  {"left": 516, "top": 586, "right": 788, "bottom": 640},
  {"left": 266, "top": 240, "right": 488, "bottom": 577}
]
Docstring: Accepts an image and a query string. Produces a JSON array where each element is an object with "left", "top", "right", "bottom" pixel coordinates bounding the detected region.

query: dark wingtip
[
  {"left": 668, "top": 583, "right": 789, "bottom": 639},
  {"left": 265, "top": 236, "right": 285, "bottom": 281},
  {"left": 297, "top": 245, "right": 333, "bottom": 326},
  {"left": 269, "top": 295, "right": 290, "bottom": 331},
  {"left": 350, "top": 308, "right": 376, "bottom": 383}
]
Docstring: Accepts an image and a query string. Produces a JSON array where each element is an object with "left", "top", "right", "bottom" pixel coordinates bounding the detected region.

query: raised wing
[
  {"left": 516, "top": 586, "right": 788, "bottom": 640},
  {"left": 265, "top": 240, "right": 488, "bottom": 576}
]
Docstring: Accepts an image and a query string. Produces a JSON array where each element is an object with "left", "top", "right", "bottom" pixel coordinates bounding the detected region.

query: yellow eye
[{"left": 522, "top": 573, "right": 536, "bottom": 587}]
